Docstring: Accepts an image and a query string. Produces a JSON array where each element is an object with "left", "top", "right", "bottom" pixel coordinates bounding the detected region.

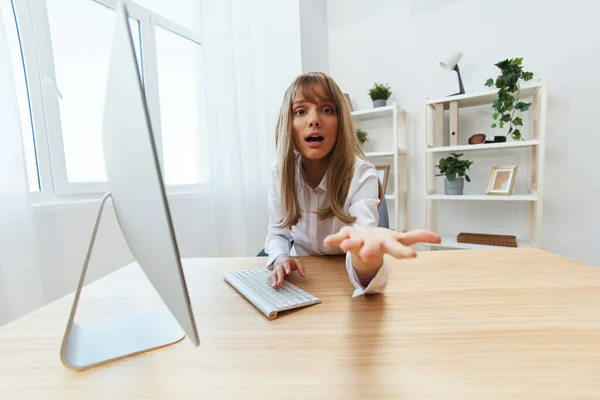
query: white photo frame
[{"left": 487, "top": 165, "right": 518, "bottom": 195}]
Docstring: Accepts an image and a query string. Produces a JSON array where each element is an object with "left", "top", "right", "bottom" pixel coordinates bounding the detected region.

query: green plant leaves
[
  {"left": 368, "top": 82, "right": 392, "bottom": 101},
  {"left": 356, "top": 129, "right": 368, "bottom": 144},
  {"left": 435, "top": 153, "right": 473, "bottom": 181},
  {"left": 486, "top": 57, "right": 534, "bottom": 141},
  {"left": 515, "top": 102, "right": 532, "bottom": 112}
]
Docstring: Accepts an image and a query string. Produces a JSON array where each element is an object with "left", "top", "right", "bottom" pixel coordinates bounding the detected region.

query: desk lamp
[{"left": 440, "top": 51, "right": 465, "bottom": 96}]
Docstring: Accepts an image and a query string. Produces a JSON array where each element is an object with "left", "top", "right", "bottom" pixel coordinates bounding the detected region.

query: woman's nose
[{"left": 308, "top": 112, "right": 321, "bottom": 127}]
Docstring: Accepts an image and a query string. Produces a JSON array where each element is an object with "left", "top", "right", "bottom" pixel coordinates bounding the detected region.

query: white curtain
[
  {"left": 0, "top": 7, "right": 45, "bottom": 325},
  {"left": 200, "top": 0, "right": 302, "bottom": 256}
]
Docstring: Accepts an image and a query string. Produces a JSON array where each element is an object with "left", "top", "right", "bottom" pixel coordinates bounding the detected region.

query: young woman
[{"left": 264, "top": 72, "right": 440, "bottom": 296}]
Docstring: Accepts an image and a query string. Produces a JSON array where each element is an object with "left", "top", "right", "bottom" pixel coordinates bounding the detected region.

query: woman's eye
[
  {"left": 323, "top": 107, "right": 334, "bottom": 114},
  {"left": 295, "top": 109, "right": 305, "bottom": 116}
]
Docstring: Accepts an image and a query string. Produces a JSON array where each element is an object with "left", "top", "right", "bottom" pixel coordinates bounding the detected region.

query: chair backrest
[{"left": 378, "top": 198, "right": 389, "bottom": 228}]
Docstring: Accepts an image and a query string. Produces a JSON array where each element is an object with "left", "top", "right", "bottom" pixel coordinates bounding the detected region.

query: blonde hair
[{"left": 274, "top": 72, "right": 382, "bottom": 229}]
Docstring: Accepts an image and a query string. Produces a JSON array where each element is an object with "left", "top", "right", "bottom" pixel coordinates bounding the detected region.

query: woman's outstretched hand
[
  {"left": 324, "top": 227, "right": 441, "bottom": 286},
  {"left": 324, "top": 227, "right": 441, "bottom": 261}
]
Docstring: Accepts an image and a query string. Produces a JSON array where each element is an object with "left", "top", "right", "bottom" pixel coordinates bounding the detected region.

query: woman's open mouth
[
  {"left": 306, "top": 135, "right": 324, "bottom": 142},
  {"left": 305, "top": 133, "right": 325, "bottom": 148}
]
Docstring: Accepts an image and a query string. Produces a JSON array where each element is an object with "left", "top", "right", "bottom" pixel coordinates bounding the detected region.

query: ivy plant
[{"left": 485, "top": 58, "right": 534, "bottom": 141}]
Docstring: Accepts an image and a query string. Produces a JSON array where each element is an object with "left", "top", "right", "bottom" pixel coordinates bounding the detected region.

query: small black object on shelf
[{"left": 484, "top": 136, "right": 507, "bottom": 143}]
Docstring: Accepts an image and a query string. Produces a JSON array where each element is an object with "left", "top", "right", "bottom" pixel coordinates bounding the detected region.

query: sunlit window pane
[
  {"left": 155, "top": 26, "right": 206, "bottom": 185},
  {"left": 46, "top": 0, "right": 141, "bottom": 183}
]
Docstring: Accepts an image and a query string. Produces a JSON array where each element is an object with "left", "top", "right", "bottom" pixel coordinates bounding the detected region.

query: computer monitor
[{"left": 60, "top": 1, "right": 199, "bottom": 370}]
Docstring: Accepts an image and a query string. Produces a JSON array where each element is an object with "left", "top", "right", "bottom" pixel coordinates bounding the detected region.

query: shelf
[
  {"left": 426, "top": 80, "right": 542, "bottom": 109},
  {"left": 365, "top": 149, "right": 405, "bottom": 157},
  {"left": 427, "top": 236, "right": 533, "bottom": 250},
  {"left": 351, "top": 104, "right": 395, "bottom": 120},
  {"left": 426, "top": 194, "right": 537, "bottom": 201},
  {"left": 426, "top": 139, "right": 540, "bottom": 153},
  {"left": 352, "top": 100, "right": 406, "bottom": 232}
]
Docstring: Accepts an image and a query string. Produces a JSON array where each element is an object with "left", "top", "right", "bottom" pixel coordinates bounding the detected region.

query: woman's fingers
[
  {"left": 323, "top": 226, "right": 353, "bottom": 246},
  {"left": 275, "top": 266, "right": 285, "bottom": 288},
  {"left": 282, "top": 260, "right": 292, "bottom": 275},
  {"left": 340, "top": 238, "right": 363, "bottom": 253},
  {"left": 396, "top": 229, "right": 441, "bottom": 246},
  {"left": 359, "top": 239, "right": 382, "bottom": 260},
  {"left": 384, "top": 238, "right": 416, "bottom": 259},
  {"left": 269, "top": 259, "right": 307, "bottom": 288},
  {"left": 293, "top": 259, "right": 306, "bottom": 278},
  {"left": 268, "top": 269, "right": 278, "bottom": 287}
]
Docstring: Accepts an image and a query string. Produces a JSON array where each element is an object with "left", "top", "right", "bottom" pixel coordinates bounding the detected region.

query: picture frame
[
  {"left": 487, "top": 165, "right": 518, "bottom": 195},
  {"left": 375, "top": 165, "right": 390, "bottom": 192},
  {"left": 343, "top": 93, "right": 353, "bottom": 111}
]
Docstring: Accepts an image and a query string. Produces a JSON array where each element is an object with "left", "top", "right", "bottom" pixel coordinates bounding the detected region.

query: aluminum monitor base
[{"left": 60, "top": 193, "right": 185, "bottom": 371}]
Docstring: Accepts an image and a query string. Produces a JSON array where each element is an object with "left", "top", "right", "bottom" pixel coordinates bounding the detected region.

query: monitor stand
[{"left": 60, "top": 193, "right": 185, "bottom": 371}]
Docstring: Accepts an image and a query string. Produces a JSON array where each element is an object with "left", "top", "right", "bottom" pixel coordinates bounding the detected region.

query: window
[
  {"left": 1, "top": 0, "right": 39, "bottom": 191},
  {"left": 155, "top": 26, "right": 207, "bottom": 185},
  {"left": 8, "top": 0, "right": 206, "bottom": 197},
  {"left": 45, "top": 0, "right": 141, "bottom": 183},
  {"left": 131, "top": 0, "right": 201, "bottom": 32}
]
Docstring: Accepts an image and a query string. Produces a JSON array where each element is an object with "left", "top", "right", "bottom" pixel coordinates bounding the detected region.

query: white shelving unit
[
  {"left": 351, "top": 101, "right": 407, "bottom": 232},
  {"left": 423, "top": 78, "right": 547, "bottom": 250}
]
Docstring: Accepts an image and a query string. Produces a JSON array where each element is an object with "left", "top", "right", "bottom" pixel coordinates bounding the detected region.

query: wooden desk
[{"left": 1, "top": 248, "right": 600, "bottom": 399}]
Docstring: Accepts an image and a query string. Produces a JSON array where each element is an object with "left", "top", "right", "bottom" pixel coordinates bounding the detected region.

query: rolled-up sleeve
[
  {"left": 345, "top": 163, "right": 388, "bottom": 296},
  {"left": 264, "top": 165, "right": 293, "bottom": 269},
  {"left": 346, "top": 254, "right": 388, "bottom": 296}
]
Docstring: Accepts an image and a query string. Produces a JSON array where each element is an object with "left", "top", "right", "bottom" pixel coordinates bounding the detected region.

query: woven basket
[{"left": 457, "top": 232, "right": 518, "bottom": 247}]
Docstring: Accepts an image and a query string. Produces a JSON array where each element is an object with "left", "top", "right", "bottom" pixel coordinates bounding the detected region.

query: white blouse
[{"left": 264, "top": 154, "right": 388, "bottom": 297}]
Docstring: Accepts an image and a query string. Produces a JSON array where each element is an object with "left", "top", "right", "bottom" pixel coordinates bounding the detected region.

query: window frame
[{"left": 11, "top": 0, "right": 207, "bottom": 201}]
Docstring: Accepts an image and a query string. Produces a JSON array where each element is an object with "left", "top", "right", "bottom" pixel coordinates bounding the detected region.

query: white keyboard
[{"left": 223, "top": 268, "right": 321, "bottom": 320}]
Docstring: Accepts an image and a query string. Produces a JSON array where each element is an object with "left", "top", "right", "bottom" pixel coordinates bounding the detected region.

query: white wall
[
  {"left": 300, "top": 0, "right": 329, "bottom": 73},
  {"left": 327, "top": 0, "right": 600, "bottom": 267},
  {"left": 31, "top": 192, "right": 217, "bottom": 305}
]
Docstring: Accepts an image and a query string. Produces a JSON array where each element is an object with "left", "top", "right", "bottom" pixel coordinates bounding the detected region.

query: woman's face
[{"left": 291, "top": 86, "right": 338, "bottom": 161}]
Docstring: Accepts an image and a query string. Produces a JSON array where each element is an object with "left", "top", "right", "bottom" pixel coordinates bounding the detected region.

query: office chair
[{"left": 257, "top": 199, "right": 389, "bottom": 256}]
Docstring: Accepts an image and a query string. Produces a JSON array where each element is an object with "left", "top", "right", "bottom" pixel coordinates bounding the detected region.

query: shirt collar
[{"left": 296, "top": 153, "right": 328, "bottom": 193}]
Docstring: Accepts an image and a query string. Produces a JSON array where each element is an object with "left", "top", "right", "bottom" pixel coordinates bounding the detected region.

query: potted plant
[
  {"left": 485, "top": 57, "right": 534, "bottom": 141},
  {"left": 356, "top": 129, "right": 369, "bottom": 146},
  {"left": 368, "top": 82, "right": 391, "bottom": 108},
  {"left": 435, "top": 152, "right": 473, "bottom": 195}
]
